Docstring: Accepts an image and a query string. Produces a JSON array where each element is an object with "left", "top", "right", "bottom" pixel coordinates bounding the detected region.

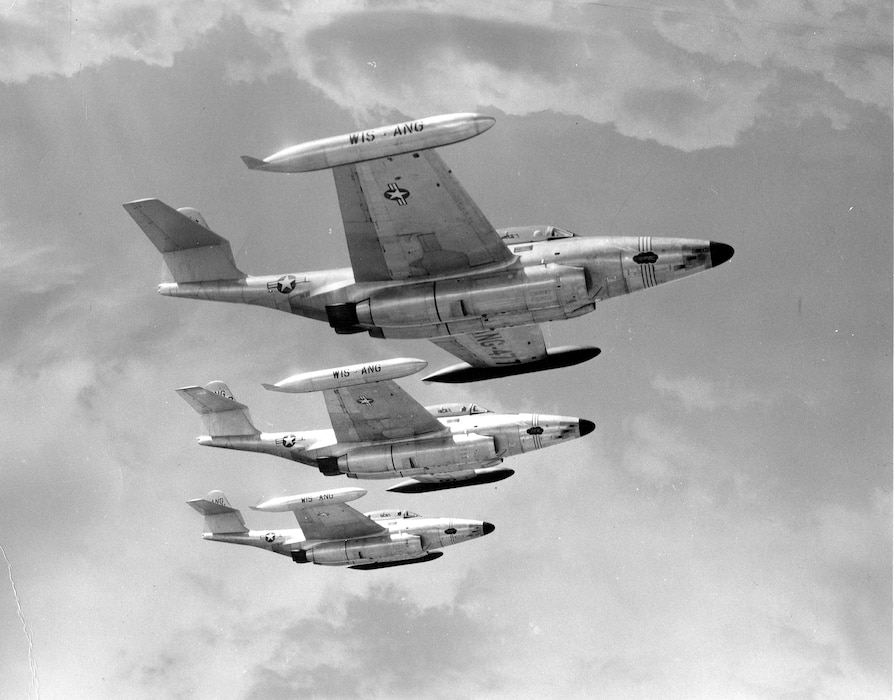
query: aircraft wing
[
  {"left": 331, "top": 149, "right": 515, "bottom": 282},
  {"left": 430, "top": 324, "right": 548, "bottom": 368},
  {"left": 292, "top": 502, "right": 385, "bottom": 541},
  {"left": 323, "top": 379, "right": 449, "bottom": 443}
]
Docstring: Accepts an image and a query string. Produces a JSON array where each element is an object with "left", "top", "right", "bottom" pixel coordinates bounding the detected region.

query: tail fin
[
  {"left": 123, "top": 198, "right": 245, "bottom": 283},
  {"left": 176, "top": 381, "right": 260, "bottom": 437},
  {"left": 187, "top": 490, "right": 248, "bottom": 534}
]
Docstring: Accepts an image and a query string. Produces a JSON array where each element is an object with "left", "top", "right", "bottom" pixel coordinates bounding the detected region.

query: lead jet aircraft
[
  {"left": 188, "top": 486, "right": 493, "bottom": 569},
  {"left": 176, "top": 357, "right": 594, "bottom": 493},
  {"left": 125, "top": 113, "right": 734, "bottom": 382}
]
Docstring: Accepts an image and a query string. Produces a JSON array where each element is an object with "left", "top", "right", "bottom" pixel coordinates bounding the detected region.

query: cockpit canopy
[
  {"left": 426, "top": 403, "right": 492, "bottom": 417},
  {"left": 366, "top": 509, "right": 419, "bottom": 521},
  {"left": 498, "top": 225, "right": 577, "bottom": 243}
]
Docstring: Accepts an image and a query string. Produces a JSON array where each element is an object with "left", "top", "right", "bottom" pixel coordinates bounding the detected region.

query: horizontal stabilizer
[
  {"left": 423, "top": 346, "right": 601, "bottom": 383},
  {"left": 177, "top": 384, "right": 249, "bottom": 414},
  {"left": 187, "top": 495, "right": 238, "bottom": 516},
  {"left": 176, "top": 383, "right": 259, "bottom": 437},
  {"left": 123, "top": 198, "right": 244, "bottom": 283},
  {"left": 187, "top": 490, "right": 248, "bottom": 534}
]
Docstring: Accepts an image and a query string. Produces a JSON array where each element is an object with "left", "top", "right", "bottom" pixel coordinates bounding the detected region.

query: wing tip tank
[
  {"left": 387, "top": 468, "right": 515, "bottom": 494},
  {"left": 244, "top": 113, "right": 495, "bottom": 173},
  {"left": 252, "top": 487, "right": 368, "bottom": 512},
  {"left": 423, "top": 346, "right": 601, "bottom": 383},
  {"left": 240, "top": 155, "right": 266, "bottom": 170},
  {"left": 267, "top": 357, "right": 428, "bottom": 393},
  {"left": 349, "top": 551, "right": 444, "bottom": 569}
]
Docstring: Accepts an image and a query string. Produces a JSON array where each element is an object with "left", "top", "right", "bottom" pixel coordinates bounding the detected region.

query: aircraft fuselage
[
  {"left": 158, "top": 233, "right": 730, "bottom": 339},
  {"left": 197, "top": 410, "right": 591, "bottom": 480},
  {"left": 205, "top": 516, "right": 490, "bottom": 568}
]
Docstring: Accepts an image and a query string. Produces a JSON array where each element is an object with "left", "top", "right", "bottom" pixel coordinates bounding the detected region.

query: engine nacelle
[
  {"left": 355, "top": 264, "right": 590, "bottom": 329},
  {"left": 336, "top": 434, "right": 498, "bottom": 476},
  {"left": 297, "top": 533, "right": 425, "bottom": 566}
]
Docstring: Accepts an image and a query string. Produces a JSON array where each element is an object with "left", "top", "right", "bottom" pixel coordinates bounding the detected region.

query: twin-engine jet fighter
[
  {"left": 188, "top": 487, "right": 492, "bottom": 569},
  {"left": 124, "top": 113, "right": 734, "bottom": 383},
  {"left": 176, "top": 357, "right": 594, "bottom": 493}
]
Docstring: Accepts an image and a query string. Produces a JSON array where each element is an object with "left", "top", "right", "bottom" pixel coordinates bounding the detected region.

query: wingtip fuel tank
[
  {"left": 265, "top": 357, "right": 427, "bottom": 393},
  {"left": 387, "top": 467, "right": 516, "bottom": 494},
  {"left": 242, "top": 113, "right": 496, "bottom": 173},
  {"left": 252, "top": 487, "right": 368, "bottom": 512},
  {"left": 423, "top": 346, "right": 601, "bottom": 384}
]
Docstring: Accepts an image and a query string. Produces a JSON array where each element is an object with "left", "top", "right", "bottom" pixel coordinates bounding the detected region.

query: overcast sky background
[{"left": 1, "top": 2, "right": 891, "bottom": 698}]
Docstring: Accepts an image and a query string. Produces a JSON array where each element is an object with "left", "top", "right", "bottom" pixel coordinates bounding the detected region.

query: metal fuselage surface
[
  {"left": 206, "top": 515, "right": 490, "bottom": 567},
  {"left": 158, "top": 232, "right": 727, "bottom": 339},
  {"left": 198, "top": 408, "right": 586, "bottom": 480}
]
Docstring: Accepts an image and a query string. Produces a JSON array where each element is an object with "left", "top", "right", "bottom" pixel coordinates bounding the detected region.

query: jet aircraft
[
  {"left": 188, "top": 486, "right": 493, "bottom": 569},
  {"left": 124, "top": 113, "right": 734, "bottom": 383},
  {"left": 176, "top": 357, "right": 594, "bottom": 493}
]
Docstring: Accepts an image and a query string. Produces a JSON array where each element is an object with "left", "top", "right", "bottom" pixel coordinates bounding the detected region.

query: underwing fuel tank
[
  {"left": 264, "top": 358, "right": 427, "bottom": 393},
  {"left": 241, "top": 113, "right": 495, "bottom": 173}
]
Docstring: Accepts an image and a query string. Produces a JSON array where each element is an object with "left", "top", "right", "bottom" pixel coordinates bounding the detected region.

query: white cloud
[
  {"left": 2, "top": 1, "right": 889, "bottom": 150},
  {"left": 652, "top": 373, "right": 767, "bottom": 412}
]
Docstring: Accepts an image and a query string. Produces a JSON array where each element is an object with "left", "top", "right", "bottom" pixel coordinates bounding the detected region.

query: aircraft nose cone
[
  {"left": 482, "top": 522, "right": 496, "bottom": 536},
  {"left": 710, "top": 242, "right": 734, "bottom": 267},
  {"left": 579, "top": 419, "right": 595, "bottom": 436}
]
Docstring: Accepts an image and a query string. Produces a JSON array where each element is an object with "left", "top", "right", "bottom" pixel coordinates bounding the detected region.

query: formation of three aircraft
[{"left": 126, "top": 113, "right": 733, "bottom": 569}]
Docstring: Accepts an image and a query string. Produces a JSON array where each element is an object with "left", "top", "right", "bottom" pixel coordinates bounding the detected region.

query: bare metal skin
[
  {"left": 188, "top": 487, "right": 495, "bottom": 569},
  {"left": 125, "top": 114, "right": 733, "bottom": 381},
  {"left": 177, "top": 360, "right": 595, "bottom": 493}
]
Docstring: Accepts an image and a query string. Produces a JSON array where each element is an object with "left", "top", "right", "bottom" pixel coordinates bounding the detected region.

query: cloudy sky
[{"left": 1, "top": 2, "right": 891, "bottom": 698}]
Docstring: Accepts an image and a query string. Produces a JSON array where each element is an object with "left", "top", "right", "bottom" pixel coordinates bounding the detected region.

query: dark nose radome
[
  {"left": 710, "top": 242, "right": 734, "bottom": 267},
  {"left": 482, "top": 522, "right": 496, "bottom": 536},
  {"left": 579, "top": 419, "right": 595, "bottom": 436}
]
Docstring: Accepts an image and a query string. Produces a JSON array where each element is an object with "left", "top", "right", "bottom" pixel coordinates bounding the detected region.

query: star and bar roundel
[{"left": 384, "top": 183, "right": 410, "bottom": 206}]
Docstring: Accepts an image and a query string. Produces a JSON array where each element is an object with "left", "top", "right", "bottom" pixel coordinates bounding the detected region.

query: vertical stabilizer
[
  {"left": 187, "top": 490, "right": 248, "bottom": 534},
  {"left": 123, "top": 198, "right": 245, "bottom": 283}
]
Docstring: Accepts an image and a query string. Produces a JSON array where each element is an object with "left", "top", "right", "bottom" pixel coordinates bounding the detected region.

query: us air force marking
[
  {"left": 281, "top": 434, "right": 297, "bottom": 448},
  {"left": 384, "top": 183, "right": 410, "bottom": 206},
  {"left": 268, "top": 275, "right": 297, "bottom": 294},
  {"left": 264, "top": 532, "right": 276, "bottom": 543}
]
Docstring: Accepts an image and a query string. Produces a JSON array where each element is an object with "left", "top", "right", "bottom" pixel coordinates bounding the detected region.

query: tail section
[
  {"left": 187, "top": 490, "right": 248, "bottom": 534},
  {"left": 176, "top": 381, "right": 260, "bottom": 437},
  {"left": 123, "top": 198, "right": 245, "bottom": 283}
]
